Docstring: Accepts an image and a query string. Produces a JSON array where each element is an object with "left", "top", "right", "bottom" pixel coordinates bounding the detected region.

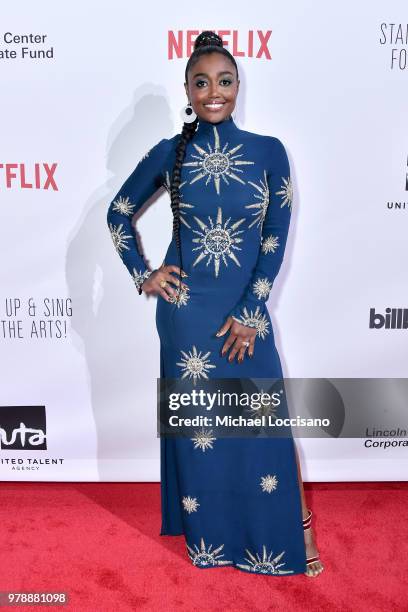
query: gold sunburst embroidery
[
  {"left": 191, "top": 207, "right": 246, "bottom": 277},
  {"left": 276, "top": 176, "right": 293, "bottom": 210},
  {"left": 237, "top": 546, "right": 294, "bottom": 574},
  {"left": 187, "top": 538, "right": 233, "bottom": 567},
  {"left": 183, "top": 125, "right": 255, "bottom": 195},
  {"left": 176, "top": 346, "right": 216, "bottom": 381},
  {"left": 245, "top": 170, "right": 270, "bottom": 231},
  {"left": 108, "top": 222, "right": 132, "bottom": 256}
]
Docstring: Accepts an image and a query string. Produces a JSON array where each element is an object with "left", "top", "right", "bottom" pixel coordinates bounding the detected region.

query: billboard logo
[{"left": 369, "top": 308, "right": 408, "bottom": 329}]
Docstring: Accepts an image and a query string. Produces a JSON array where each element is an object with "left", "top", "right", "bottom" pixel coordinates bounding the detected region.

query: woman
[{"left": 107, "top": 31, "right": 323, "bottom": 577}]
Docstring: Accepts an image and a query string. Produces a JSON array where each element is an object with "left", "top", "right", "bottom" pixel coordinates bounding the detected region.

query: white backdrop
[{"left": 1, "top": 1, "right": 407, "bottom": 481}]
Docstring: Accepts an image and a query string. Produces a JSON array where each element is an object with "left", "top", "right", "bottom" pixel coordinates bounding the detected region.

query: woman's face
[{"left": 185, "top": 52, "right": 239, "bottom": 123}]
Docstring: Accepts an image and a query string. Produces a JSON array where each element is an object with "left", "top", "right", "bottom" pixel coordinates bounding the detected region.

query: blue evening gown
[{"left": 107, "top": 116, "right": 307, "bottom": 575}]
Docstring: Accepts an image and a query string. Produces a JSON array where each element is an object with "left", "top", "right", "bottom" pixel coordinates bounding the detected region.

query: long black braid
[
  {"left": 169, "top": 119, "right": 198, "bottom": 293},
  {"left": 169, "top": 30, "right": 239, "bottom": 300}
]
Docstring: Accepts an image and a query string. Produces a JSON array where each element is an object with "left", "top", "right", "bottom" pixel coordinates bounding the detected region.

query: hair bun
[{"left": 194, "top": 31, "right": 223, "bottom": 51}]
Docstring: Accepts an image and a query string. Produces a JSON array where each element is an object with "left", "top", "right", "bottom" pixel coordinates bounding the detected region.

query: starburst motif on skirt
[
  {"left": 187, "top": 538, "right": 233, "bottom": 567},
  {"left": 232, "top": 306, "right": 270, "bottom": 339},
  {"left": 245, "top": 391, "right": 278, "bottom": 420},
  {"left": 252, "top": 277, "right": 273, "bottom": 300},
  {"left": 191, "top": 428, "right": 216, "bottom": 451},
  {"left": 168, "top": 286, "right": 190, "bottom": 307},
  {"left": 245, "top": 170, "right": 270, "bottom": 232},
  {"left": 164, "top": 170, "right": 194, "bottom": 228},
  {"left": 182, "top": 496, "right": 200, "bottom": 513},
  {"left": 176, "top": 346, "right": 216, "bottom": 382},
  {"left": 191, "top": 207, "right": 245, "bottom": 277},
  {"left": 182, "top": 125, "right": 255, "bottom": 195},
  {"left": 260, "top": 474, "right": 278, "bottom": 493},
  {"left": 276, "top": 176, "right": 293, "bottom": 210},
  {"left": 108, "top": 222, "right": 132, "bottom": 256},
  {"left": 261, "top": 234, "right": 280, "bottom": 254},
  {"left": 112, "top": 195, "right": 135, "bottom": 216},
  {"left": 237, "top": 546, "right": 294, "bottom": 574}
]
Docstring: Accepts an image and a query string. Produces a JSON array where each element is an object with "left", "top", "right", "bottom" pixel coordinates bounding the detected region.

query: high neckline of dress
[{"left": 195, "top": 115, "right": 239, "bottom": 138}]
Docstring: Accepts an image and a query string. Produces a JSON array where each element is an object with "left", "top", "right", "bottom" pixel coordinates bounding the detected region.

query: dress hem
[
  {"left": 183, "top": 561, "right": 307, "bottom": 577},
  {"left": 159, "top": 530, "right": 307, "bottom": 576}
]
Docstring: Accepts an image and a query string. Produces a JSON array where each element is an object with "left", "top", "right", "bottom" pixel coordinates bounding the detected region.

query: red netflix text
[
  {"left": 168, "top": 30, "right": 272, "bottom": 60},
  {"left": 0, "top": 163, "right": 58, "bottom": 190}
]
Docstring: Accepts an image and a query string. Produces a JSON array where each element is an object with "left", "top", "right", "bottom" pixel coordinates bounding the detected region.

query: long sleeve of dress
[
  {"left": 106, "top": 138, "right": 170, "bottom": 293},
  {"left": 228, "top": 137, "right": 293, "bottom": 335}
]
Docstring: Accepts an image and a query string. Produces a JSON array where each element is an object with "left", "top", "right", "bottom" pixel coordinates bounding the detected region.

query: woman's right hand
[{"left": 141, "top": 263, "right": 189, "bottom": 301}]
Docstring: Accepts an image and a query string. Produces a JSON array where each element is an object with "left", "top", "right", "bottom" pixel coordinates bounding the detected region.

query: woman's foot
[{"left": 303, "top": 509, "right": 324, "bottom": 577}]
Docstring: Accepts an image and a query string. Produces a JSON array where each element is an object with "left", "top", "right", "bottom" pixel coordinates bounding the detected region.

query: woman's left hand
[{"left": 216, "top": 316, "right": 257, "bottom": 363}]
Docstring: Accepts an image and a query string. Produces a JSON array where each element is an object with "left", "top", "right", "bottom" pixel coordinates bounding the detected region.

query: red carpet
[{"left": 0, "top": 482, "right": 407, "bottom": 611}]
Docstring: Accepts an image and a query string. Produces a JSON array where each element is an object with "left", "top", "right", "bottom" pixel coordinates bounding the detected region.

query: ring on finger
[
  {"left": 159, "top": 280, "right": 168, "bottom": 288},
  {"left": 241, "top": 341, "right": 250, "bottom": 347}
]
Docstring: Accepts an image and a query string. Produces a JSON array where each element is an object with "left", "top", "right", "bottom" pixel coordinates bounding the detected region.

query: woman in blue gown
[{"left": 107, "top": 31, "right": 323, "bottom": 577}]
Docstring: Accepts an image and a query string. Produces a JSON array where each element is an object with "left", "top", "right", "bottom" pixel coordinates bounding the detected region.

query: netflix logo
[
  {"left": 168, "top": 30, "right": 272, "bottom": 60},
  {"left": 0, "top": 163, "right": 58, "bottom": 190}
]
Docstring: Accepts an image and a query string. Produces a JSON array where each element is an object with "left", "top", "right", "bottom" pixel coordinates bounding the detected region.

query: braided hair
[{"left": 169, "top": 30, "right": 239, "bottom": 299}]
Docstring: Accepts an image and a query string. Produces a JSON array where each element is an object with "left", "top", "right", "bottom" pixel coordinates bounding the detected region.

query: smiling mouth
[{"left": 203, "top": 102, "right": 225, "bottom": 111}]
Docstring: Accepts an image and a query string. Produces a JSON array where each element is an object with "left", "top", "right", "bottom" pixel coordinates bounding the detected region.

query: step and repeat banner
[{"left": 0, "top": 1, "right": 407, "bottom": 481}]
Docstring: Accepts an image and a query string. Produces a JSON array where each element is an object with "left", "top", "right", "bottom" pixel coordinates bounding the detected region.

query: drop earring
[{"left": 181, "top": 102, "right": 197, "bottom": 124}]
